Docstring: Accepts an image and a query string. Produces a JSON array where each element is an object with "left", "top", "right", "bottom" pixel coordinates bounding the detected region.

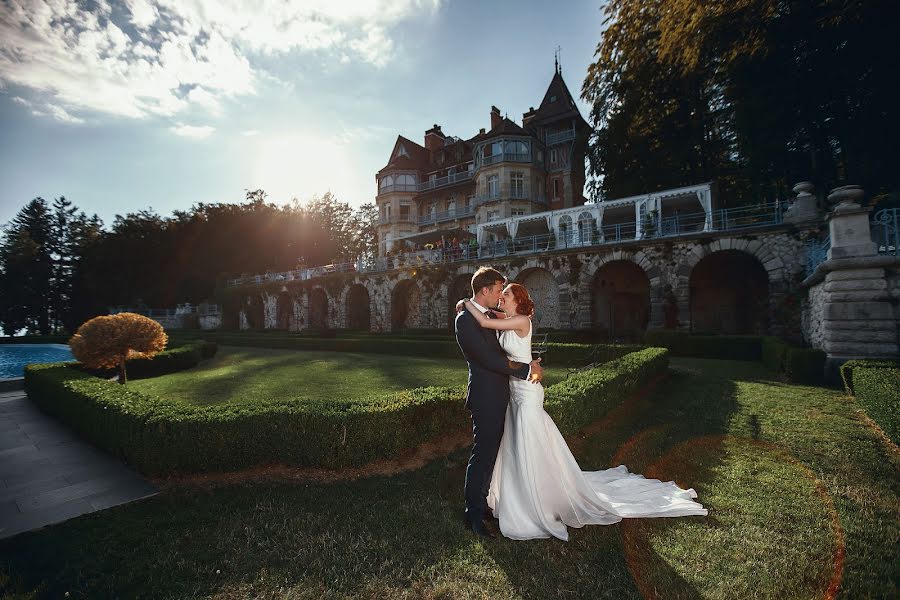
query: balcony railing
[
  {"left": 480, "top": 152, "right": 531, "bottom": 167},
  {"left": 419, "top": 206, "right": 476, "bottom": 226},
  {"left": 377, "top": 183, "right": 418, "bottom": 195},
  {"left": 474, "top": 189, "right": 547, "bottom": 206},
  {"left": 378, "top": 214, "right": 416, "bottom": 225},
  {"left": 546, "top": 128, "right": 576, "bottom": 145},
  {"left": 378, "top": 170, "right": 474, "bottom": 197},
  {"left": 227, "top": 201, "right": 791, "bottom": 287},
  {"left": 418, "top": 170, "right": 474, "bottom": 193},
  {"left": 873, "top": 208, "right": 899, "bottom": 256}
]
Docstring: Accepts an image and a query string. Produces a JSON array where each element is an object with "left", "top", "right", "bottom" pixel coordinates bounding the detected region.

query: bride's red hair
[{"left": 507, "top": 283, "right": 535, "bottom": 317}]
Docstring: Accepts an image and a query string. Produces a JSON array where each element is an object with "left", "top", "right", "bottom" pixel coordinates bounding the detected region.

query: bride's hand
[{"left": 455, "top": 299, "right": 467, "bottom": 313}]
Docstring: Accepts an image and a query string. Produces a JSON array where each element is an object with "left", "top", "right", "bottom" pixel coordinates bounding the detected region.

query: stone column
[{"left": 806, "top": 185, "right": 899, "bottom": 375}]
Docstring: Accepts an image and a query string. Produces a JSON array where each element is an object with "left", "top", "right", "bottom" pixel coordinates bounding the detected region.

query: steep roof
[
  {"left": 467, "top": 117, "right": 529, "bottom": 145},
  {"left": 377, "top": 135, "right": 430, "bottom": 176},
  {"left": 529, "top": 70, "right": 589, "bottom": 128}
]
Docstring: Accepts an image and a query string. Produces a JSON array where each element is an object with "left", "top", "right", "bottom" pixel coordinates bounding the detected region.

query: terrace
[{"left": 227, "top": 182, "right": 794, "bottom": 287}]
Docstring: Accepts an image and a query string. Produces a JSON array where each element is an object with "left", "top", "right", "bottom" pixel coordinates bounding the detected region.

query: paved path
[{"left": 0, "top": 390, "right": 158, "bottom": 540}]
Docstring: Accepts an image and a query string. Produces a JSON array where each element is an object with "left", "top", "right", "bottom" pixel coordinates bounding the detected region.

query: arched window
[
  {"left": 559, "top": 215, "right": 572, "bottom": 233},
  {"left": 380, "top": 175, "right": 394, "bottom": 190},
  {"left": 397, "top": 174, "right": 415, "bottom": 189}
]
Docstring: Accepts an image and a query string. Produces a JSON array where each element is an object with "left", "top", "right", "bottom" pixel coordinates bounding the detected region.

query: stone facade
[{"left": 226, "top": 225, "right": 821, "bottom": 337}]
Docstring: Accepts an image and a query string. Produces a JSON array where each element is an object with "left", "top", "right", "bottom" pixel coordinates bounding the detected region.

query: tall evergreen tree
[{"left": 0, "top": 198, "right": 54, "bottom": 334}]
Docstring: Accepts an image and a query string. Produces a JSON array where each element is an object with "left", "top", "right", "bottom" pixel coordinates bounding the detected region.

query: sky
[{"left": 0, "top": 0, "right": 605, "bottom": 228}]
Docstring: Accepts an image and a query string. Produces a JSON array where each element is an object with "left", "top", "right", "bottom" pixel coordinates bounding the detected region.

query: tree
[
  {"left": 582, "top": 0, "right": 900, "bottom": 205},
  {"left": 0, "top": 198, "right": 54, "bottom": 334},
  {"left": 69, "top": 313, "right": 168, "bottom": 384}
]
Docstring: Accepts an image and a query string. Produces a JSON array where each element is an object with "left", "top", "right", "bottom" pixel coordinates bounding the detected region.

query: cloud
[
  {"left": 241, "top": 129, "right": 260, "bottom": 136},
  {"left": 169, "top": 123, "right": 215, "bottom": 138},
  {"left": 0, "top": 0, "right": 442, "bottom": 124}
]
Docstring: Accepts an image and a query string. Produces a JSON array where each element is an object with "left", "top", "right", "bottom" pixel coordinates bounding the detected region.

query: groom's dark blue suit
[{"left": 455, "top": 307, "right": 530, "bottom": 524}]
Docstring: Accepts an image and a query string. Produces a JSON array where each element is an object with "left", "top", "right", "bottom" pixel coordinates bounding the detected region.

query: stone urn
[{"left": 827, "top": 185, "right": 865, "bottom": 213}]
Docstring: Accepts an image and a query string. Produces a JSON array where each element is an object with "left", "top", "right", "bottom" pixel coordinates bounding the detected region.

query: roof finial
[{"left": 555, "top": 45, "right": 561, "bottom": 74}]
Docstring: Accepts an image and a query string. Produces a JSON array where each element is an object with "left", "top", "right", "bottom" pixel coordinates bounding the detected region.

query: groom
[{"left": 454, "top": 266, "right": 543, "bottom": 539}]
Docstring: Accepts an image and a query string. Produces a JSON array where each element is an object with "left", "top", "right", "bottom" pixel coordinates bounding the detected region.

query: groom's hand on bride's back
[
  {"left": 529, "top": 358, "right": 543, "bottom": 383},
  {"left": 455, "top": 299, "right": 466, "bottom": 313}
]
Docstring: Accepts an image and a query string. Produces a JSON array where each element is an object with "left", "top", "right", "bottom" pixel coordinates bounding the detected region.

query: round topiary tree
[{"left": 69, "top": 313, "right": 168, "bottom": 384}]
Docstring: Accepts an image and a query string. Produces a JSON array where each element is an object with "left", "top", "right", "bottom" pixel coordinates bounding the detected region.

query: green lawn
[
  {"left": 130, "top": 346, "right": 567, "bottom": 405},
  {"left": 2, "top": 357, "right": 897, "bottom": 599}
]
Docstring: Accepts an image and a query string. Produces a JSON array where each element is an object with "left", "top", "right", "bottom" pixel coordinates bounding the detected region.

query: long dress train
[{"left": 486, "top": 321, "right": 707, "bottom": 541}]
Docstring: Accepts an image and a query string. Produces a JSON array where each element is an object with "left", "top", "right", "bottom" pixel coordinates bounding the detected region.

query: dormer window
[{"left": 395, "top": 144, "right": 409, "bottom": 158}]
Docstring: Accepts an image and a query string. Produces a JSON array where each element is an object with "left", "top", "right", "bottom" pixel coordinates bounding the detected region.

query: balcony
[
  {"left": 474, "top": 188, "right": 547, "bottom": 207},
  {"left": 418, "top": 170, "right": 474, "bottom": 193},
  {"left": 418, "top": 206, "right": 476, "bottom": 226},
  {"left": 377, "top": 183, "right": 418, "bottom": 195},
  {"left": 378, "top": 170, "right": 474, "bottom": 198},
  {"left": 480, "top": 152, "right": 531, "bottom": 167},
  {"left": 546, "top": 128, "right": 576, "bottom": 145},
  {"left": 378, "top": 214, "right": 416, "bottom": 225}
]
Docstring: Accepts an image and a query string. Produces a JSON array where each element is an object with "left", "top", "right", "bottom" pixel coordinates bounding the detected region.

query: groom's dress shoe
[{"left": 465, "top": 516, "right": 496, "bottom": 539}]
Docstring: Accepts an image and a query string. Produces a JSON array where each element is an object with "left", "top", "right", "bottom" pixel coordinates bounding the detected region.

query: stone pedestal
[
  {"left": 802, "top": 185, "right": 900, "bottom": 377},
  {"left": 783, "top": 181, "right": 820, "bottom": 224}
]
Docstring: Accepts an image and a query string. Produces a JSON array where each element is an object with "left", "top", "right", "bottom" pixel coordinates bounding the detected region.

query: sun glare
[{"left": 250, "top": 133, "right": 352, "bottom": 204}]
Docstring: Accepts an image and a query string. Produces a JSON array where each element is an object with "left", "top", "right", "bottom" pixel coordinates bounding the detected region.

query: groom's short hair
[{"left": 471, "top": 266, "right": 506, "bottom": 296}]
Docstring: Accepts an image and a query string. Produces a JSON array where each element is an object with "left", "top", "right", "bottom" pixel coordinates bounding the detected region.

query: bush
[
  {"left": 546, "top": 347, "right": 669, "bottom": 436},
  {"left": 644, "top": 330, "right": 762, "bottom": 361},
  {"left": 852, "top": 365, "right": 900, "bottom": 444},
  {"left": 784, "top": 348, "right": 826, "bottom": 385},
  {"left": 761, "top": 336, "right": 790, "bottom": 372},
  {"left": 839, "top": 359, "right": 900, "bottom": 394},
  {"left": 69, "top": 313, "right": 168, "bottom": 384},
  {"left": 24, "top": 347, "right": 668, "bottom": 475}
]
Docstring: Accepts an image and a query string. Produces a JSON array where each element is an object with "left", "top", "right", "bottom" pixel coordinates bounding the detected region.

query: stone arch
[
  {"left": 447, "top": 273, "right": 473, "bottom": 329},
  {"left": 391, "top": 278, "right": 422, "bottom": 330},
  {"left": 514, "top": 267, "right": 560, "bottom": 329},
  {"left": 345, "top": 284, "right": 371, "bottom": 330},
  {"left": 246, "top": 294, "right": 264, "bottom": 329},
  {"left": 308, "top": 287, "right": 329, "bottom": 329},
  {"left": 275, "top": 290, "right": 292, "bottom": 330},
  {"left": 689, "top": 250, "right": 769, "bottom": 334},
  {"left": 591, "top": 260, "right": 651, "bottom": 339}
]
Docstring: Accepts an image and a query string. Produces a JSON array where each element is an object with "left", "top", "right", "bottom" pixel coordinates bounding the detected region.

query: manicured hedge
[
  {"left": 852, "top": 365, "right": 900, "bottom": 445},
  {"left": 24, "top": 347, "right": 669, "bottom": 475},
  {"left": 644, "top": 330, "right": 763, "bottom": 361},
  {"left": 118, "top": 340, "right": 218, "bottom": 380},
  {"left": 546, "top": 347, "right": 669, "bottom": 436},
  {"left": 760, "top": 336, "right": 825, "bottom": 384}
]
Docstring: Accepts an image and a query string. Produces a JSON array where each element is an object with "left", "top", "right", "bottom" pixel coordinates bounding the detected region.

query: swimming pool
[{"left": 0, "top": 344, "right": 74, "bottom": 379}]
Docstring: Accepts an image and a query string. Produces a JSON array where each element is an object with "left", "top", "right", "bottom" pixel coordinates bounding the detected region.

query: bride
[{"left": 463, "top": 283, "right": 708, "bottom": 541}]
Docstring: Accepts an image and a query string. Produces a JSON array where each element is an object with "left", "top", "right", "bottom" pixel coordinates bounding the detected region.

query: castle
[{"left": 375, "top": 65, "right": 590, "bottom": 259}]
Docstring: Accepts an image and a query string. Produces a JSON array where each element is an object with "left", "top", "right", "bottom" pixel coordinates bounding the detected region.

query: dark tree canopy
[{"left": 582, "top": 0, "right": 899, "bottom": 207}]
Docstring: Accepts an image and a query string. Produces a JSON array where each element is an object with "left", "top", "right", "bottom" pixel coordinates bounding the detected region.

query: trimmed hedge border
[
  {"left": 839, "top": 359, "right": 899, "bottom": 445},
  {"left": 24, "top": 347, "right": 669, "bottom": 475},
  {"left": 646, "top": 331, "right": 825, "bottom": 384}
]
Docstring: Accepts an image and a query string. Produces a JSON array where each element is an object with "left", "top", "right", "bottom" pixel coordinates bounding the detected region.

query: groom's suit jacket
[{"left": 455, "top": 309, "right": 530, "bottom": 410}]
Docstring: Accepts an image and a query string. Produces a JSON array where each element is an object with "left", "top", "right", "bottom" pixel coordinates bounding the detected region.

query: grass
[
  {"left": 129, "top": 346, "right": 567, "bottom": 405},
  {"left": 1, "top": 357, "right": 897, "bottom": 599}
]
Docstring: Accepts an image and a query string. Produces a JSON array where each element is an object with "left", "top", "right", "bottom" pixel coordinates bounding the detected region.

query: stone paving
[{"left": 0, "top": 390, "right": 158, "bottom": 540}]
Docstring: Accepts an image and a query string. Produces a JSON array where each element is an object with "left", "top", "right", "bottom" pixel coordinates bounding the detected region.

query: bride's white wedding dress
[{"left": 486, "top": 321, "right": 708, "bottom": 541}]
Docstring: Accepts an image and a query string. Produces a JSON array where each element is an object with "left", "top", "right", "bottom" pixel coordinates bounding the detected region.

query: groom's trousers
[{"left": 465, "top": 397, "right": 507, "bottom": 519}]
